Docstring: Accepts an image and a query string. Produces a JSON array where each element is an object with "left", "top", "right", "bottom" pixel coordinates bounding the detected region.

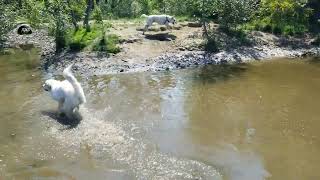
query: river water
[{"left": 1, "top": 49, "right": 320, "bottom": 180}]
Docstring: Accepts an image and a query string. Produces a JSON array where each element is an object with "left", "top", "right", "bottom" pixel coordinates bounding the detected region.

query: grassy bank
[{"left": 65, "top": 23, "right": 120, "bottom": 54}]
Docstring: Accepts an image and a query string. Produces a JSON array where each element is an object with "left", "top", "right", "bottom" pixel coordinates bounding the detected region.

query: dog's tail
[
  {"left": 63, "top": 64, "right": 86, "bottom": 104},
  {"left": 141, "top": 14, "right": 148, "bottom": 18}
]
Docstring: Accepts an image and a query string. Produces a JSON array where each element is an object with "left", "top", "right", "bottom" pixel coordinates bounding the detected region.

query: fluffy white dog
[
  {"left": 141, "top": 14, "right": 176, "bottom": 34},
  {"left": 43, "top": 65, "right": 86, "bottom": 119}
]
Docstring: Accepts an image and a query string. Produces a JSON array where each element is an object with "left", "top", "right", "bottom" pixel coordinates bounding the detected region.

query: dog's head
[
  {"left": 168, "top": 16, "right": 176, "bottom": 24},
  {"left": 42, "top": 79, "right": 56, "bottom": 92}
]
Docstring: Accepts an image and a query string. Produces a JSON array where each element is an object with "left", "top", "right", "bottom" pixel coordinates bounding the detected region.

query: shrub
[
  {"left": 203, "top": 31, "right": 219, "bottom": 53},
  {"left": 283, "top": 25, "right": 295, "bottom": 36},
  {"left": 244, "top": 15, "right": 308, "bottom": 36},
  {"left": 67, "top": 26, "right": 101, "bottom": 51},
  {"left": 204, "top": 37, "right": 219, "bottom": 52},
  {"left": 251, "top": 0, "right": 313, "bottom": 35},
  {"left": 105, "top": 34, "right": 121, "bottom": 54},
  {"left": 93, "top": 34, "right": 121, "bottom": 54},
  {"left": 0, "top": 2, "right": 16, "bottom": 41},
  {"left": 215, "top": 0, "right": 259, "bottom": 30},
  {"left": 272, "top": 25, "right": 282, "bottom": 35}
]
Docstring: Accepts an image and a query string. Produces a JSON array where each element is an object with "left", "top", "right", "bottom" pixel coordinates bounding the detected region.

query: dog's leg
[
  {"left": 166, "top": 24, "right": 172, "bottom": 33},
  {"left": 64, "top": 107, "right": 73, "bottom": 120},
  {"left": 60, "top": 99, "right": 73, "bottom": 119},
  {"left": 143, "top": 25, "right": 148, "bottom": 35},
  {"left": 58, "top": 99, "right": 65, "bottom": 117},
  {"left": 73, "top": 105, "right": 79, "bottom": 114}
]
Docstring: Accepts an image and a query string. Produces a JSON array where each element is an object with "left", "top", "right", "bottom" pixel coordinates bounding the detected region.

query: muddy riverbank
[{"left": 4, "top": 21, "right": 320, "bottom": 77}]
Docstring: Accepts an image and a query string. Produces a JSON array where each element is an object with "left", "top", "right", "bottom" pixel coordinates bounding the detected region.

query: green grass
[
  {"left": 93, "top": 34, "right": 121, "bottom": 54},
  {"left": 67, "top": 25, "right": 102, "bottom": 51},
  {"left": 66, "top": 24, "right": 120, "bottom": 54},
  {"left": 243, "top": 17, "right": 308, "bottom": 36},
  {"left": 175, "top": 16, "right": 192, "bottom": 22}
]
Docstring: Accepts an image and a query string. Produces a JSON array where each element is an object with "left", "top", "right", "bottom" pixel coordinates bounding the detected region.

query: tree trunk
[
  {"left": 66, "top": 0, "right": 79, "bottom": 31},
  {"left": 18, "top": 0, "right": 22, "bottom": 8},
  {"left": 201, "top": 0, "right": 208, "bottom": 38},
  {"left": 84, "top": 0, "right": 94, "bottom": 32}
]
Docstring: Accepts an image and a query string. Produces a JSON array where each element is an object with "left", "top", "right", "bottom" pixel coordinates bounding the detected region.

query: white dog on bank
[
  {"left": 43, "top": 65, "right": 86, "bottom": 119},
  {"left": 141, "top": 14, "right": 176, "bottom": 34}
]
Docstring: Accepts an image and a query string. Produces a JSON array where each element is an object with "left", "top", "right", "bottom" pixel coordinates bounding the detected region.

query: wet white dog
[
  {"left": 141, "top": 14, "right": 176, "bottom": 34},
  {"left": 43, "top": 65, "right": 86, "bottom": 119}
]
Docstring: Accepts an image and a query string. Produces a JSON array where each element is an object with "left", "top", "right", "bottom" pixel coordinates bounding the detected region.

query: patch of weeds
[
  {"left": 175, "top": 16, "right": 190, "bottom": 22},
  {"left": 262, "top": 24, "right": 272, "bottom": 33},
  {"left": 93, "top": 34, "right": 121, "bottom": 54},
  {"left": 244, "top": 17, "right": 273, "bottom": 33},
  {"left": 221, "top": 27, "right": 251, "bottom": 46},
  {"left": 244, "top": 17, "right": 308, "bottom": 36},
  {"left": 67, "top": 25, "right": 102, "bottom": 51},
  {"left": 272, "top": 25, "right": 282, "bottom": 35},
  {"left": 283, "top": 25, "right": 295, "bottom": 36},
  {"left": 103, "top": 22, "right": 113, "bottom": 29},
  {"left": 203, "top": 31, "right": 220, "bottom": 53},
  {"left": 204, "top": 37, "right": 219, "bottom": 52}
]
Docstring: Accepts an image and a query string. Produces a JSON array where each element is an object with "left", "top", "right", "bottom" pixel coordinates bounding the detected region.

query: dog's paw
[{"left": 58, "top": 112, "right": 66, "bottom": 118}]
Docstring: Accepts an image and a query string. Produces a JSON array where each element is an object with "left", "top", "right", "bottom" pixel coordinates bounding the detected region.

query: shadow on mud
[
  {"left": 41, "top": 110, "right": 82, "bottom": 129},
  {"left": 144, "top": 33, "right": 177, "bottom": 41}
]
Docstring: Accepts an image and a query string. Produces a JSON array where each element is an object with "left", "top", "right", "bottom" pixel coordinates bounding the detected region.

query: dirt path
[{"left": 107, "top": 20, "right": 203, "bottom": 64}]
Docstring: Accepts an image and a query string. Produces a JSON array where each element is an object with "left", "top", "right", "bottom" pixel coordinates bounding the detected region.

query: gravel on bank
[
  {"left": 46, "top": 46, "right": 320, "bottom": 77},
  {"left": 3, "top": 25, "right": 320, "bottom": 77}
]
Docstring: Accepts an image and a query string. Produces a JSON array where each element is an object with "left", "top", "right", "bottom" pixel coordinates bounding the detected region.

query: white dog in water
[
  {"left": 141, "top": 14, "right": 176, "bottom": 34},
  {"left": 43, "top": 65, "right": 86, "bottom": 119}
]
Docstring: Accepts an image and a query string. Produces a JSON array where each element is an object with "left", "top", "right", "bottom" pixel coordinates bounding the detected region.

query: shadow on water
[
  {"left": 307, "top": 56, "right": 320, "bottom": 64},
  {"left": 41, "top": 110, "right": 82, "bottom": 129},
  {"left": 144, "top": 33, "right": 177, "bottom": 41},
  {"left": 192, "top": 63, "right": 250, "bottom": 84}
]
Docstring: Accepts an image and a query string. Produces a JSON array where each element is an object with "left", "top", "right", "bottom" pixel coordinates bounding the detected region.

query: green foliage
[
  {"left": 226, "top": 28, "right": 251, "bottom": 44},
  {"left": 0, "top": 1, "right": 16, "bottom": 41},
  {"left": 42, "top": 0, "right": 71, "bottom": 51},
  {"left": 92, "top": 3, "right": 103, "bottom": 23},
  {"left": 66, "top": 24, "right": 120, "bottom": 54},
  {"left": 22, "top": 0, "right": 46, "bottom": 28},
  {"left": 100, "top": 0, "right": 137, "bottom": 18},
  {"left": 93, "top": 34, "right": 121, "bottom": 53},
  {"left": 204, "top": 36, "right": 219, "bottom": 53},
  {"left": 261, "top": 0, "right": 312, "bottom": 23},
  {"left": 2, "top": 0, "right": 318, "bottom": 53},
  {"left": 67, "top": 26, "right": 102, "bottom": 51},
  {"left": 215, "top": 0, "right": 258, "bottom": 30},
  {"left": 68, "top": 0, "right": 86, "bottom": 21},
  {"left": 248, "top": 0, "right": 313, "bottom": 35},
  {"left": 185, "top": 0, "right": 215, "bottom": 20},
  {"left": 106, "top": 34, "right": 121, "bottom": 54}
]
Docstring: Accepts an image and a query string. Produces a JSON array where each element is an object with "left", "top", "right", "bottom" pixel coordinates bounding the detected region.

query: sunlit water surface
[{"left": 1, "top": 49, "right": 320, "bottom": 180}]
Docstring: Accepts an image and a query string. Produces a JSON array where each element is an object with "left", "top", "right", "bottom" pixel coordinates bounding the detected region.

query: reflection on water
[{"left": 1, "top": 50, "right": 320, "bottom": 179}]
